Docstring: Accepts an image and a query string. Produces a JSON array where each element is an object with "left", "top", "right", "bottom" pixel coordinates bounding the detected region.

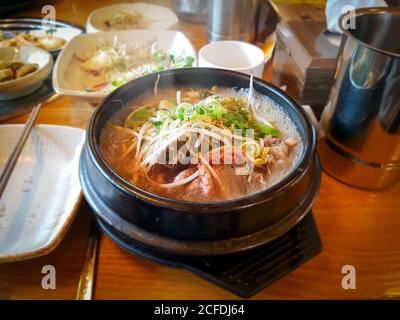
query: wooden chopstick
[{"left": 0, "top": 103, "right": 43, "bottom": 199}]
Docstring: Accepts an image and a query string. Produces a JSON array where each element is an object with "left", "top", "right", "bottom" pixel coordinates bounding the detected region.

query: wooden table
[
  {"left": 1, "top": 0, "right": 399, "bottom": 300},
  {"left": 269, "top": 0, "right": 326, "bottom": 22}
]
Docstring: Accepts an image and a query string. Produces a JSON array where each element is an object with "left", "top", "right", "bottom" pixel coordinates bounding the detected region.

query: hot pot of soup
[{"left": 79, "top": 68, "right": 320, "bottom": 256}]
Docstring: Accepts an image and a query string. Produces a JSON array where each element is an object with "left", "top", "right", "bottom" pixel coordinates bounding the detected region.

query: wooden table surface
[{"left": 0, "top": 0, "right": 399, "bottom": 300}]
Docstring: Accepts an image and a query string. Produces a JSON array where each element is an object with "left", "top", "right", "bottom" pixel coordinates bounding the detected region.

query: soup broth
[{"left": 100, "top": 85, "right": 302, "bottom": 202}]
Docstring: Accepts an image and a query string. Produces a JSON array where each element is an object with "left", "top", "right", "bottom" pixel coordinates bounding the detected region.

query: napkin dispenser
[{"left": 272, "top": 20, "right": 340, "bottom": 115}]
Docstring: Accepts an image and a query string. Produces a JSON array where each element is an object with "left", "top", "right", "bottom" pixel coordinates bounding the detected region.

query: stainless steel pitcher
[
  {"left": 207, "top": 0, "right": 260, "bottom": 42},
  {"left": 319, "top": 7, "right": 400, "bottom": 189},
  {"left": 173, "top": 0, "right": 207, "bottom": 24}
]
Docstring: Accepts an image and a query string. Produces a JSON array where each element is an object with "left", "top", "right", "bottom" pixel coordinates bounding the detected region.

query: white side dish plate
[
  {"left": 86, "top": 2, "right": 179, "bottom": 33},
  {"left": 29, "top": 27, "right": 83, "bottom": 51},
  {"left": 53, "top": 30, "right": 197, "bottom": 101},
  {"left": 0, "top": 125, "right": 85, "bottom": 263}
]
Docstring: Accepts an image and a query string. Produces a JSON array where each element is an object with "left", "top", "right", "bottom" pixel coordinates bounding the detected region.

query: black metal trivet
[{"left": 97, "top": 212, "right": 322, "bottom": 298}]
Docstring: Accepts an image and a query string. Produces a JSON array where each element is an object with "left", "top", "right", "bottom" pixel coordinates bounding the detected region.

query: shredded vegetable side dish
[{"left": 76, "top": 38, "right": 195, "bottom": 93}]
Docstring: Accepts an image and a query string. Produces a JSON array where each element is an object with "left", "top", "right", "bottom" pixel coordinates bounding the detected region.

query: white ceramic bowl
[
  {"left": 0, "top": 46, "right": 53, "bottom": 101},
  {"left": 86, "top": 2, "right": 179, "bottom": 33},
  {"left": 53, "top": 30, "right": 197, "bottom": 102},
  {"left": 199, "top": 41, "right": 266, "bottom": 78}
]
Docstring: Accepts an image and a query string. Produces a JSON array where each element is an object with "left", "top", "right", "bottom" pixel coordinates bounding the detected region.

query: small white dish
[
  {"left": 0, "top": 46, "right": 53, "bottom": 101},
  {"left": 0, "top": 18, "right": 84, "bottom": 55},
  {"left": 0, "top": 124, "right": 85, "bottom": 263},
  {"left": 86, "top": 2, "right": 179, "bottom": 33},
  {"left": 199, "top": 41, "right": 266, "bottom": 78},
  {"left": 53, "top": 30, "right": 197, "bottom": 101},
  {"left": 29, "top": 27, "right": 83, "bottom": 52}
]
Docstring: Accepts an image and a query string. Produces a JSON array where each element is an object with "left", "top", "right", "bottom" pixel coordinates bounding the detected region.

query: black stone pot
[{"left": 79, "top": 68, "right": 320, "bottom": 256}]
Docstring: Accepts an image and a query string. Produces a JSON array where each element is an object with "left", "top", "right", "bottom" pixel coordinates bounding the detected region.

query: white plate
[
  {"left": 30, "top": 27, "right": 83, "bottom": 52},
  {"left": 0, "top": 125, "right": 85, "bottom": 263},
  {"left": 53, "top": 30, "right": 197, "bottom": 101},
  {"left": 86, "top": 2, "right": 179, "bottom": 33},
  {"left": 0, "top": 18, "right": 84, "bottom": 55}
]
